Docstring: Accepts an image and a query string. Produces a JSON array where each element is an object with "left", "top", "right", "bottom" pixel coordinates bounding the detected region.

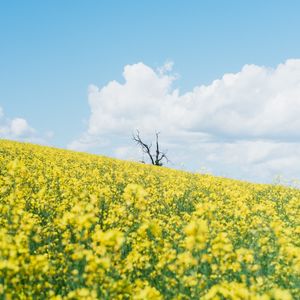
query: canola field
[{"left": 0, "top": 140, "right": 299, "bottom": 300}]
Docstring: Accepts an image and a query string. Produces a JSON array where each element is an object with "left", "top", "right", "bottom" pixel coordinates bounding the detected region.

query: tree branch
[
  {"left": 133, "top": 130, "right": 168, "bottom": 166},
  {"left": 133, "top": 130, "right": 155, "bottom": 165}
]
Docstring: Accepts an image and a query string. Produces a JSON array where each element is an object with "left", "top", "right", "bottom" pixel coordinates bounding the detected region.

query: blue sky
[{"left": 1, "top": 1, "right": 300, "bottom": 183}]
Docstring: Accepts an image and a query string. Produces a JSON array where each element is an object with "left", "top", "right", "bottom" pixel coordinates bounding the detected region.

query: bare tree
[{"left": 133, "top": 130, "right": 168, "bottom": 166}]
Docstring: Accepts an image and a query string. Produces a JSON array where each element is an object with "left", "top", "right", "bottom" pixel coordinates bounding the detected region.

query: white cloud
[
  {"left": 0, "top": 107, "right": 4, "bottom": 118},
  {"left": 0, "top": 107, "right": 50, "bottom": 144},
  {"left": 10, "top": 118, "right": 34, "bottom": 136},
  {"left": 70, "top": 59, "right": 300, "bottom": 183}
]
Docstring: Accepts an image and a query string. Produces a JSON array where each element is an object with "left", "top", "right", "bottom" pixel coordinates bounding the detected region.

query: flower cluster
[{"left": 0, "top": 140, "right": 299, "bottom": 299}]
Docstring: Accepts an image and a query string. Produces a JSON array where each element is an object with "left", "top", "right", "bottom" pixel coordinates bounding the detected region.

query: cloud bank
[{"left": 70, "top": 59, "right": 300, "bottom": 183}]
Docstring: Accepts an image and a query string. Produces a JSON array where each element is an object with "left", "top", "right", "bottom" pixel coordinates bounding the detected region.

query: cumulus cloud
[
  {"left": 70, "top": 59, "right": 300, "bottom": 183},
  {"left": 0, "top": 107, "right": 50, "bottom": 144},
  {"left": 10, "top": 118, "right": 34, "bottom": 136}
]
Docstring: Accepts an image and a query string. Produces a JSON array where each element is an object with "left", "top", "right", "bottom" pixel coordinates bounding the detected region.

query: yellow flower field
[{"left": 0, "top": 139, "right": 299, "bottom": 299}]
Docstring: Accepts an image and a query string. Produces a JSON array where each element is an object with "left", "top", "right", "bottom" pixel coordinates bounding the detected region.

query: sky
[{"left": 1, "top": 0, "right": 300, "bottom": 183}]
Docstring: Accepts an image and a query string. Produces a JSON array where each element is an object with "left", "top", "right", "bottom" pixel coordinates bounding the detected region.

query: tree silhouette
[{"left": 133, "top": 130, "right": 168, "bottom": 166}]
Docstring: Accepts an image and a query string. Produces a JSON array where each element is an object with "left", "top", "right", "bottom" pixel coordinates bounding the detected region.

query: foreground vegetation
[{"left": 0, "top": 140, "right": 299, "bottom": 299}]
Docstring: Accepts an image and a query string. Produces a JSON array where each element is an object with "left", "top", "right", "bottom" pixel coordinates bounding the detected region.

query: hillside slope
[{"left": 0, "top": 140, "right": 299, "bottom": 299}]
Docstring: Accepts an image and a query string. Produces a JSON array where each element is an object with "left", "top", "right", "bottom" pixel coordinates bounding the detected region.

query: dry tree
[{"left": 133, "top": 130, "right": 168, "bottom": 166}]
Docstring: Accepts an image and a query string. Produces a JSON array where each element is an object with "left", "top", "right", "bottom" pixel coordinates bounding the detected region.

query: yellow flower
[
  {"left": 0, "top": 140, "right": 299, "bottom": 299},
  {"left": 271, "top": 288, "right": 292, "bottom": 300}
]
